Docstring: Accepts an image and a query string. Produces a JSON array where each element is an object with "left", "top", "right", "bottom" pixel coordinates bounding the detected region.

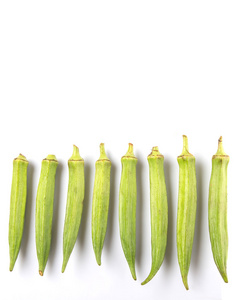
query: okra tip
[
  {"left": 130, "top": 269, "right": 137, "bottom": 281},
  {"left": 96, "top": 256, "right": 102, "bottom": 266},
  {"left": 39, "top": 270, "right": 44, "bottom": 276},
  {"left": 182, "top": 275, "right": 189, "bottom": 290},
  {"left": 61, "top": 260, "right": 67, "bottom": 273},
  {"left": 9, "top": 262, "right": 14, "bottom": 272},
  {"left": 141, "top": 274, "right": 153, "bottom": 285},
  {"left": 9, "top": 256, "right": 17, "bottom": 271},
  {"left": 223, "top": 273, "right": 228, "bottom": 283}
]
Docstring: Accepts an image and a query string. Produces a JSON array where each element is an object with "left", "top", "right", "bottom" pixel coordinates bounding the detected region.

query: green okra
[
  {"left": 35, "top": 154, "right": 58, "bottom": 276},
  {"left": 92, "top": 143, "right": 111, "bottom": 266},
  {"left": 208, "top": 136, "right": 229, "bottom": 283},
  {"left": 176, "top": 135, "right": 197, "bottom": 290},
  {"left": 62, "top": 145, "right": 85, "bottom": 272},
  {"left": 9, "top": 154, "right": 29, "bottom": 271},
  {"left": 119, "top": 143, "right": 137, "bottom": 280},
  {"left": 141, "top": 146, "right": 168, "bottom": 285}
]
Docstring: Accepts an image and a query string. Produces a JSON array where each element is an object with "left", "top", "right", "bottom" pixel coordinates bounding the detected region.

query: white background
[{"left": 0, "top": 1, "right": 238, "bottom": 300}]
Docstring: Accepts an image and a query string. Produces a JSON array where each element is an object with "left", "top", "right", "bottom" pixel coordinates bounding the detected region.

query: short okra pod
[
  {"left": 35, "top": 154, "right": 58, "bottom": 276},
  {"left": 141, "top": 146, "right": 168, "bottom": 285},
  {"left": 62, "top": 145, "right": 85, "bottom": 272},
  {"left": 9, "top": 154, "right": 29, "bottom": 271},
  {"left": 208, "top": 136, "right": 229, "bottom": 283},
  {"left": 92, "top": 143, "right": 111, "bottom": 266},
  {"left": 176, "top": 135, "right": 197, "bottom": 290},
  {"left": 119, "top": 143, "right": 137, "bottom": 280}
]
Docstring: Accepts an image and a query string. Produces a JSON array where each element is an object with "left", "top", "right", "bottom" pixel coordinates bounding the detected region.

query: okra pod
[
  {"left": 9, "top": 154, "right": 29, "bottom": 271},
  {"left": 35, "top": 154, "right": 58, "bottom": 276},
  {"left": 176, "top": 135, "right": 197, "bottom": 290},
  {"left": 119, "top": 143, "right": 137, "bottom": 280},
  {"left": 62, "top": 145, "right": 85, "bottom": 272},
  {"left": 141, "top": 146, "right": 168, "bottom": 285},
  {"left": 208, "top": 136, "right": 229, "bottom": 283},
  {"left": 92, "top": 143, "right": 111, "bottom": 265}
]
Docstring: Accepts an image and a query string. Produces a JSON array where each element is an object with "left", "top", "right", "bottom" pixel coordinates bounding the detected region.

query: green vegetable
[
  {"left": 119, "top": 143, "right": 137, "bottom": 280},
  {"left": 35, "top": 154, "right": 58, "bottom": 276},
  {"left": 9, "top": 154, "right": 29, "bottom": 271},
  {"left": 176, "top": 135, "right": 197, "bottom": 290},
  {"left": 62, "top": 145, "right": 85, "bottom": 272},
  {"left": 92, "top": 143, "right": 111, "bottom": 265},
  {"left": 141, "top": 146, "right": 168, "bottom": 285},
  {"left": 208, "top": 136, "right": 229, "bottom": 283}
]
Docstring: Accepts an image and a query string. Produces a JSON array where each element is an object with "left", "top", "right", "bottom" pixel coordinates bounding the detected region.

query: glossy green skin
[
  {"left": 9, "top": 154, "right": 28, "bottom": 271},
  {"left": 35, "top": 155, "right": 58, "bottom": 276},
  {"left": 62, "top": 146, "right": 85, "bottom": 272},
  {"left": 92, "top": 144, "right": 111, "bottom": 266},
  {"left": 119, "top": 144, "right": 137, "bottom": 280},
  {"left": 208, "top": 139, "right": 229, "bottom": 283},
  {"left": 177, "top": 137, "right": 197, "bottom": 290},
  {"left": 141, "top": 147, "right": 168, "bottom": 285}
]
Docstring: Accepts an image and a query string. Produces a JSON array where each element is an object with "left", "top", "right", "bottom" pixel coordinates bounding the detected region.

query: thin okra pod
[
  {"left": 176, "top": 135, "right": 197, "bottom": 290},
  {"left": 9, "top": 154, "right": 29, "bottom": 271},
  {"left": 208, "top": 136, "right": 229, "bottom": 283},
  {"left": 141, "top": 147, "right": 168, "bottom": 285},
  {"left": 35, "top": 154, "right": 58, "bottom": 276},
  {"left": 62, "top": 145, "right": 85, "bottom": 272},
  {"left": 119, "top": 143, "right": 137, "bottom": 280},
  {"left": 92, "top": 143, "right": 111, "bottom": 265}
]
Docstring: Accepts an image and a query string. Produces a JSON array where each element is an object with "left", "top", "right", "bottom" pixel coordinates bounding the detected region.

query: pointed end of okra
[
  {"left": 9, "top": 262, "right": 14, "bottom": 272},
  {"left": 9, "top": 257, "right": 16, "bottom": 271},
  {"left": 182, "top": 275, "right": 189, "bottom": 290},
  {"left": 69, "top": 145, "right": 83, "bottom": 161},
  {"left": 96, "top": 258, "right": 102, "bottom": 266},
  {"left": 62, "top": 255, "right": 70, "bottom": 273},
  {"left": 221, "top": 270, "right": 228, "bottom": 283},
  {"left": 98, "top": 143, "right": 109, "bottom": 161},
  {"left": 39, "top": 270, "right": 44, "bottom": 276},
  {"left": 130, "top": 267, "right": 137, "bottom": 281},
  {"left": 141, "top": 270, "right": 157, "bottom": 285},
  {"left": 61, "top": 263, "right": 66, "bottom": 273},
  {"left": 223, "top": 275, "right": 229, "bottom": 283},
  {"left": 141, "top": 278, "right": 149, "bottom": 286}
]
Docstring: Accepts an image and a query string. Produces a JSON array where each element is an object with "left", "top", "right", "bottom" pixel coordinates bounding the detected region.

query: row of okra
[{"left": 8, "top": 135, "right": 229, "bottom": 290}]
